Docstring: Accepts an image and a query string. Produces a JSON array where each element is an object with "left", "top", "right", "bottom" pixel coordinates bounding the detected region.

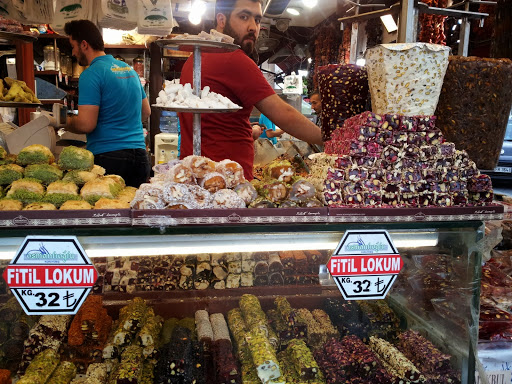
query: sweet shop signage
[
  {"left": 327, "top": 230, "right": 403, "bottom": 300},
  {"left": 2, "top": 236, "right": 97, "bottom": 315}
]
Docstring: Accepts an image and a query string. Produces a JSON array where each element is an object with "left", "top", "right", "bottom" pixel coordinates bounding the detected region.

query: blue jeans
[{"left": 94, "top": 149, "right": 150, "bottom": 188}]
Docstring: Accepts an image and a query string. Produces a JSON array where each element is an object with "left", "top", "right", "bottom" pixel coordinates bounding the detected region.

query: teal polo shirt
[{"left": 78, "top": 55, "right": 147, "bottom": 155}]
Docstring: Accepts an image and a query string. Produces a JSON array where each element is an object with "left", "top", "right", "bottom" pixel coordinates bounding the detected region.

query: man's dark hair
[
  {"left": 64, "top": 19, "right": 104, "bottom": 51},
  {"left": 214, "top": 0, "right": 263, "bottom": 27},
  {"left": 310, "top": 89, "right": 320, "bottom": 98}
]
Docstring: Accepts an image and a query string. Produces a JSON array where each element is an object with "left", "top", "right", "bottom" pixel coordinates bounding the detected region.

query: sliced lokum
[
  {"left": 376, "top": 129, "right": 394, "bottom": 146},
  {"left": 419, "top": 191, "right": 435, "bottom": 206},
  {"left": 393, "top": 131, "right": 409, "bottom": 145},
  {"left": 403, "top": 169, "right": 422, "bottom": 183},
  {"left": 425, "top": 129, "right": 443, "bottom": 145},
  {"left": 269, "top": 272, "right": 284, "bottom": 285},
  {"left": 343, "top": 181, "right": 364, "bottom": 194},
  {"left": 245, "top": 327, "right": 281, "bottom": 382},
  {"left": 382, "top": 184, "right": 401, "bottom": 207},
  {"left": 416, "top": 115, "right": 436, "bottom": 131},
  {"left": 268, "top": 254, "right": 284, "bottom": 272},
  {"left": 368, "top": 167, "right": 385, "bottom": 181},
  {"left": 420, "top": 145, "right": 440, "bottom": 161},
  {"left": 400, "top": 116, "right": 418, "bottom": 131},
  {"left": 439, "top": 142, "right": 455, "bottom": 157},
  {"left": 347, "top": 165, "right": 368, "bottom": 181},
  {"left": 384, "top": 114, "right": 401, "bottom": 130},
  {"left": 467, "top": 174, "right": 492, "bottom": 192},
  {"left": 381, "top": 145, "right": 402, "bottom": 164},
  {"left": 254, "top": 275, "right": 269, "bottom": 286},
  {"left": 335, "top": 155, "right": 353, "bottom": 168},
  {"left": 226, "top": 273, "right": 241, "bottom": 288},
  {"left": 407, "top": 132, "right": 425, "bottom": 146},
  {"left": 241, "top": 272, "right": 254, "bottom": 287},
  {"left": 349, "top": 141, "right": 368, "bottom": 157},
  {"left": 326, "top": 168, "right": 346, "bottom": 181},
  {"left": 469, "top": 190, "right": 494, "bottom": 204},
  {"left": 344, "top": 192, "right": 364, "bottom": 205},
  {"left": 293, "top": 251, "right": 309, "bottom": 273},
  {"left": 358, "top": 125, "right": 378, "bottom": 141}
]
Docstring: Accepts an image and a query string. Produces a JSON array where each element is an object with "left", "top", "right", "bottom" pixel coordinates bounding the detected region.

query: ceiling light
[
  {"left": 303, "top": 0, "right": 318, "bottom": 7},
  {"left": 190, "top": 0, "right": 207, "bottom": 15},
  {"left": 286, "top": 6, "right": 301, "bottom": 16},
  {"left": 380, "top": 14, "right": 398, "bottom": 33},
  {"left": 188, "top": 12, "right": 202, "bottom": 25},
  {"left": 356, "top": 58, "right": 366, "bottom": 66}
]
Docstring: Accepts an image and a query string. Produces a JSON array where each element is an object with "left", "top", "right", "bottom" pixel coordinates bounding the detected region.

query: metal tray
[
  {"left": 155, "top": 38, "right": 239, "bottom": 53},
  {"left": 0, "top": 31, "right": 37, "bottom": 43},
  {"left": 152, "top": 104, "right": 241, "bottom": 113},
  {"left": 0, "top": 101, "right": 42, "bottom": 108}
]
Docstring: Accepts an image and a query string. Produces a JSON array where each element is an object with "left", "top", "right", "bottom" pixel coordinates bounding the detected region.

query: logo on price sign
[
  {"left": 2, "top": 236, "right": 97, "bottom": 315},
  {"left": 327, "top": 230, "right": 403, "bottom": 300}
]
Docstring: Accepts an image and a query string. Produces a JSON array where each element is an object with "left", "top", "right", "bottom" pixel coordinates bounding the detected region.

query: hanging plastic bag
[
  {"left": 137, "top": 0, "right": 175, "bottom": 36},
  {"left": 23, "top": 0, "right": 54, "bottom": 24},
  {"left": 97, "top": 0, "right": 137, "bottom": 30},
  {"left": 52, "top": 0, "right": 93, "bottom": 33}
]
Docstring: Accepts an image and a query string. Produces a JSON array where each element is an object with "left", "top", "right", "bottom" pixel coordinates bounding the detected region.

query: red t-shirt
[{"left": 179, "top": 49, "right": 275, "bottom": 180}]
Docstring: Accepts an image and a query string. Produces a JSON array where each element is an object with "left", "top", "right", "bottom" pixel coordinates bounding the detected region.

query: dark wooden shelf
[
  {"left": 37, "top": 33, "right": 69, "bottom": 40},
  {"left": 36, "top": 70, "right": 59, "bottom": 75},
  {"left": 41, "top": 99, "right": 64, "bottom": 104},
  {"left": 105, "top": 44, "right": 148, "bottom": 54}
]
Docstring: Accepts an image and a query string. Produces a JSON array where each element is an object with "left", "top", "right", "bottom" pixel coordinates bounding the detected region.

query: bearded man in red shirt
[{"left": 179, "top": 0, "right": 322, "bottom": 180}]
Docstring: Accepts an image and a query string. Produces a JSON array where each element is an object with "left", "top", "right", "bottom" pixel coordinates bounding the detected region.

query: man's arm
[
  {"left": 66, "top": 105, "right": 99, "bottom": 134},
  {"left": 265, "top": 128, "right": 284, "bottom": 138},
  {"left": 141, "top": 97, "right": 151, "bottom": 121},
  {"left": 255, "top": 94, "right": 322, "bottom": 145}
]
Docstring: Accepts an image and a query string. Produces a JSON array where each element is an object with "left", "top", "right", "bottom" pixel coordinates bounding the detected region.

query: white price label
[
  {"left": 333, "top": 275, "right": 397, "bottom": 299},
  {"left": 12, "top": 288, "right": 91, "bottom": 315}
]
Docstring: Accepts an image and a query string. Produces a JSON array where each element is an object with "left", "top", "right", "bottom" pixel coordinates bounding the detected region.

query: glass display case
[{"left": 0, "top": 220, "right": 485, "bottom": 383}]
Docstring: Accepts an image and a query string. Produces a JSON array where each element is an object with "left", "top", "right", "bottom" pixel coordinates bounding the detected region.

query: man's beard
[
  {"left": 223, "top": 21, "right": 256, "bottom": 56},
  {"left": 77, "top": 47, "right": 88, "bottom": 66}
]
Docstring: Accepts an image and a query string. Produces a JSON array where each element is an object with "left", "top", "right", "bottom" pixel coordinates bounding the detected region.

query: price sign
[
  {"left": 327, "top": 230, "right": 403, "bottom": 300},
  {"left": 2, "top": 236, "right": 97, "bottom": 315}
]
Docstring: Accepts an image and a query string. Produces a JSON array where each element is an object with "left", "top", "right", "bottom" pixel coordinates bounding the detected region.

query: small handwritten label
[{"left": 475, "top": 370, "right": 512, "bottom": 384}]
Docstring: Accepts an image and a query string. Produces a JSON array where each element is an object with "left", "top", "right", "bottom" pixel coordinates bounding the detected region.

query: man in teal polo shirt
[{"left": 64, "top": 19, "right": 151, "bottom": 187}]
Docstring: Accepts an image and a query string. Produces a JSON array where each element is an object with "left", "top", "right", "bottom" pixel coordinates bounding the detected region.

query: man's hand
[
  {"left": 66, "top": 105, "right": 99, "bottom": 134},
  {"left": 255, "top": 94, "right": 323, "bottom": 145},
  {"left": 252, "top": 124, "right": 263, "bottom": 140}
]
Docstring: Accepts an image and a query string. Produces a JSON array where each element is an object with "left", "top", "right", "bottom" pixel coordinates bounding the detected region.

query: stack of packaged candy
[{"left": 323, "top": 111, "right": 494, "bottom": 207}]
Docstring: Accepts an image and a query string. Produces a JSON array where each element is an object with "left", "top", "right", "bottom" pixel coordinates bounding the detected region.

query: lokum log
[
  {"left": 47, "top": 361, "right": 77, "bottom": 384},
  {"left": 397, "top": 330, "right": 451, "bottom": 374},
  {"left": 369, "top": 336, "right": 422, "bottom": 382},
  {"left": 245, "top": 327, "right": 281, "bottom": 382}
]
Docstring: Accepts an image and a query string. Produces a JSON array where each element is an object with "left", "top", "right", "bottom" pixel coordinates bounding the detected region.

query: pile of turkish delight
[{"left": 323, "top": 111, "right": 493, "bottom": 207}]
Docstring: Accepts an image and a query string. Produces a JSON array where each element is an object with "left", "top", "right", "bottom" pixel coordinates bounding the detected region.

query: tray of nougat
[
  {"left": 131, "top": 156, "right": 328, "bottom": 226},
  {"left": 0, "top": 144, "right": 132, "bottom": 227}
]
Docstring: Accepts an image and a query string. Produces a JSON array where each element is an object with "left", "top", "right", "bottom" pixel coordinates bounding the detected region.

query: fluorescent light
[
  {"left": 303, "top": 0, "right": 318, "bottom": 7},
  {"left": 356, "top": 58, "right": 366, "bottom": 66},
  {"left": 308, "top": 57, "right": 312, "bottom": 63},
  {"left": 380, "top": 14, "right": 398, "bottom": 33},
  {"left": 286, "top": 6, "right": 301, "bottom": 16}
]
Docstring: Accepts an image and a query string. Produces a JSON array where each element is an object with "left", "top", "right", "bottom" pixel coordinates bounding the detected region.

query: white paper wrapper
[{"left": 365, "top": 43, "right": 450, "bottom": 116}]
